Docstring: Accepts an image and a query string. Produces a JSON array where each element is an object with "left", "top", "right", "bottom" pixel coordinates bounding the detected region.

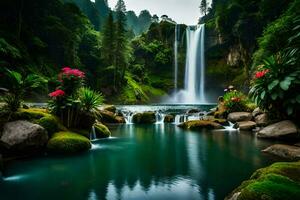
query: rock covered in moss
[
  {"left": 164, "top": 115, "right": 174, "bottom": 123},
  {"left": 98, "top": 110, "right": 126, "bottom": 124},
  {"left": 94, "top": 123, "right": 111, "bottom": 138},
  {"left": 0, "top": 120, "right": 48, "bottom": 152},
  {"left": 178, "top": 120, "right": 224, "bottom": 130},
  {"left": 227, "top": 112, "right": 252, "bottom": 122},
  {"left": 132, "top": 112, "right": 156, "bottom": 124},
  {"left": 47, "top": 131, "right": 91, "bottom": 154},
  {"left": 226, "top": 162, "right": 300, "bottom": 200},
  {"left": 257, "top": 120, "right": 298, "bottom": 139},
  {"left": 262, "top": 144, "right": 300, "bottom": 160}
]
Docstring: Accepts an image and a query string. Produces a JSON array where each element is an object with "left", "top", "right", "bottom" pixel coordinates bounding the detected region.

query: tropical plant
[
  {"left": 78, "top": 87, "right": 104, "bottom": 113},
  {"left": 1, "top": 69, "right": 46, "bottom": 111},
  {"left": 223, "top": 90, "right": 251, "bottom": 112},
  {"left": 249, "top": 49, "right": 300, "bottom": 117}
]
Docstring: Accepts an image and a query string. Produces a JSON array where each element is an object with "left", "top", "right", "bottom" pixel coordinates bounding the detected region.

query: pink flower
[
  {"left": 255, "top": 69, "right": 269, "bottom": 79},
  {"left": 61, "top": 67, "right": 85, "bottom": 78},
  {"left": 49, "top": 89, "right": 65, "bottom": 98}
]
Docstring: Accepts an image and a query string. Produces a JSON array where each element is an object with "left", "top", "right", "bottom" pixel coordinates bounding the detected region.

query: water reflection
[{"left": 0, "top": 124, "right": 275, "bottom": 200}]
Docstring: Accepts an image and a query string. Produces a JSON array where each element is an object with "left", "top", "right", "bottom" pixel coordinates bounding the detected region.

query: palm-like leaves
[{"left": 78, "top": 87, "right": 104, "bottom": 113}]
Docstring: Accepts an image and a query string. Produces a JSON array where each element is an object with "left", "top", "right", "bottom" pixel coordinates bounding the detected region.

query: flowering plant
[
  {"left": 249, "top": 50, "right": 300, "bottom": 116},
  {"left": 49, "top": 89, "right": 65, "bottom": 98},
  {"left": 224, "top": 90, "right": 251, "bottom": 112}
]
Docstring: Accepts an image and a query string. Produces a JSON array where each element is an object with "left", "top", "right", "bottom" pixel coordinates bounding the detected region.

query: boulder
[
  {"left": 255, "top": 113, "right": 269, "bottom": 127},
  {"left": 178, "top": 120, "right": 224, "bottom": 130},
  {"left": 94, "top": 123, "right": 111, "bottom": 138},
  {"left": 225, "top": 161, "right": 300, "bottom": 200},
  {"left": 98, "top": 110, "right": 126, "bottom": 124},
  {"left": 103, "top": 105, "right": 117, "bottom": 113},
  {"left": 47, "top": 131, "right": 91, "bottom": 154},
  {"left": 257, "top": 120, "right": 298, "bottom": 139},
  {"left": 262, "top": 144, "right": 300, "bottom": 160},
  {"left": 234, "top": 121, "right": 257, "bottom": 131},
  {"left": 252, "top": 107, "right": 264, "bottom": 117},
  {"left": 0, "top": 121, "right": 48, "bottom": 152},
  {"left": 214, "top": 102, "right": 227, "bottom": 119},
  {"left": 227, "top": 112, "right": 252, "bottom": 122},
  {"left": 132, "top": 112, "right": 156, "bottom": 124},
  {"left": 164, "top": 115, "right": 174, "bottom": 123}
]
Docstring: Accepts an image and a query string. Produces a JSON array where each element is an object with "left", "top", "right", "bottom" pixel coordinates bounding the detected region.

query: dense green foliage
[{"left": 223, "top": 90, "right": 253, "bottom": 113}]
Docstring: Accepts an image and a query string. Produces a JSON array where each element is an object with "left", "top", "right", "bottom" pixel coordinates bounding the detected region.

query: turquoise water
[{"left": 0, "top": 124, "right": 275, "bottom": 200}]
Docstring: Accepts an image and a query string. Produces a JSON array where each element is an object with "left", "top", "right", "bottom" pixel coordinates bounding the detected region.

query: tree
[
  {"left": 115, "top": 0, "right": 126, "bottom": 13},
  {"left": 101, "top": 11, "right": 116, "bottom": 66},
  {"left": 200, "top": 0, "right": 208, "bottom": 16}
]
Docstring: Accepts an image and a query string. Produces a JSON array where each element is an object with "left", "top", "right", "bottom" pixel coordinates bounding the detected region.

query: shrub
[
  {"left": 249, "top": 49, "right": 300, "bottom": 117},
  {"left": 47, "top": 131, "right": 91, "bottom": 154},
  {"left": 223, "top": 91, "right": 252, "bottom": 112},
  {"left": 78, "top": 87, "right": 104, "bottom": 113}
]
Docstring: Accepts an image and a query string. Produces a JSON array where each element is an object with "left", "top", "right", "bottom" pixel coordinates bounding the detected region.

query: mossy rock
[
  {"left": 164, "top": 115, "right": 175, "bottom": 123},
  {"left": 94, "top": 123, "right": 111, "bottom": 138},
  {"left": 226, "top": 162, "right": 300, "bottom": 200},
  {"left": 10, "top": 108, "right": 66, "bottom": 136},
  {"left": 98, "top": 110, "right": 126, "bottom": 124},
  {"left": 132, "top": 112, "right": 156, "bottom": 124},
  {"left": 178, "top": 120, "right": 224, "bottom": 130},
  {"left": 47, "top": 132, "right": 91, "bottom": 154}
]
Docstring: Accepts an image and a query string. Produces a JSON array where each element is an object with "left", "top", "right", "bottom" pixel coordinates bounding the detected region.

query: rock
[
  {"left": 252, "top": 107, "right": 264, "bottom": 117},
  {"left": 262, "top": 144, "right": 300, "bottom": 160},
  {"left": 234, "top": 121, "right": 257, "bottom": 131},
  {"left": 255, "top": 113, "right": 269, "bottom": 127},
  {"left": 225, "top": 161, "right": 300, "bottom": 200},
  {"left": 227, "top": 112, "right": 252, "bottom": 122},
  {"left": 94, "top": 123, "right": 111, "bottom": 138},
  {"left": 257, "top": 120, "right": 298, "bottom": 139},
  {"left": 77, "top": 111, "right": 96, "bottom": 129},
  {"left": 214, "top": 102, "right": 227, "bottom": 119},
  {"left": 0, "top": 120, "right": 48, "bottom": 151},
  {"left": 178, "top": 120, "right": 224, "bottom": 130},
  {"left": 132, "top": 112, "right": 156, "bottom": 124},
  {"left": 98, "top": 110, "right": 126, "bottom": 124},
  {"left": 164, "top": 115, "right": 174, "bottom": 123},
  {"left": 186, "top": 109, "right": 200, "bottom": 114},
  {"left": 103, "top": 105, "right": 117, "bottom": 113},
  {"left": 47, "top": 131, "right": 91, "bottom": 154},
  {"left": 0, "top": 154, "right": 3, "bottom": 175}
]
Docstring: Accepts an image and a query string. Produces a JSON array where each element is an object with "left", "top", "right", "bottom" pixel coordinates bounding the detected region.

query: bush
[
  {"left": 47, "top": 131, "right": 91, "bottom": 154},
  {"left": 223, "top": 91, "right": 252, "bottom": 113},
  {"left": 249, "top": 50, "right": 300, "bottom": 118}
]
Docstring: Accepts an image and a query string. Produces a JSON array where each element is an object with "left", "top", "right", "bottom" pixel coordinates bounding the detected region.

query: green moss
[
  {"left": 47, "top": 132, "right": 91, "bottom": 154},
  {"left": 178, "top": 120, "right": 224, "bottom": 130},
  {"left": 12, "top": 108, "right": 48, "bottom": 120},
  {"left": 37, "top": 116, "right": 59, "bottom": 136},
  {"left": 227, "top": 162, "right": 300, "bottom": 200},
  {"left": 94, "top": 123, "right": 111, "bottom": 138}
]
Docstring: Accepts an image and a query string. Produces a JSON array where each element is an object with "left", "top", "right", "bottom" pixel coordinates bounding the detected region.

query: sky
[{"left": 107, "top": 0, "right": 208, "bottom": 25}]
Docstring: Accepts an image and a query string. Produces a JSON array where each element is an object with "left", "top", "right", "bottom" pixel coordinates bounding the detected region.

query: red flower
[
  {"left": 255, "top": 69, "right": 269, "bottom": 79},
  {"left": 49, "top": 89, "right": 65, "bottom": 98},
  {"left": 61, "top": 67, "right": 85, "bottom": 78},
  {"left": 231, "top": 97, "right": 241, "bottom": 102}
]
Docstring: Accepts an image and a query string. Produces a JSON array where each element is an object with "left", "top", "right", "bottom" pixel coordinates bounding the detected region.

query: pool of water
[{"left": 0, "top": 124, "right": 276, "bottom": 200}]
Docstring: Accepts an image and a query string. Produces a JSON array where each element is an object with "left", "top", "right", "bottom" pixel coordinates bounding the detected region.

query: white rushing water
[{"left": 169, "top": 24, "right": 207, "bottom": 104}]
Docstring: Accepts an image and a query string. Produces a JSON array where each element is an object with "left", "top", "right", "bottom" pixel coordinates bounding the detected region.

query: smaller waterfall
[
  {"left": 90, "top": 126, "right": 97, "bottom": 141},
  {"left": 155, "top": 111, "right": 165, "bottom": 124}
]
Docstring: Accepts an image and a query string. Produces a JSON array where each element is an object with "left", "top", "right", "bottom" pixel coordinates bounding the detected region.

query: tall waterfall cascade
[{"left": 169, "top": 24, "right": 207, "bottom": 104}]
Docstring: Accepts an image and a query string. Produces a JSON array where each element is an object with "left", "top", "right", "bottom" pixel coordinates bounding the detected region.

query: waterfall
[
  {"left": 169, "top": 24, "right": 206, "bottom": 104},
  {"left": 174, "top": 24, "right": 180, "bottom": 92},
  {"left": 184, "top": 24, "right": 206, "bottom": 103},
  {"left": 90, "top": 126, "right": 97, "bottom": 141}
]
